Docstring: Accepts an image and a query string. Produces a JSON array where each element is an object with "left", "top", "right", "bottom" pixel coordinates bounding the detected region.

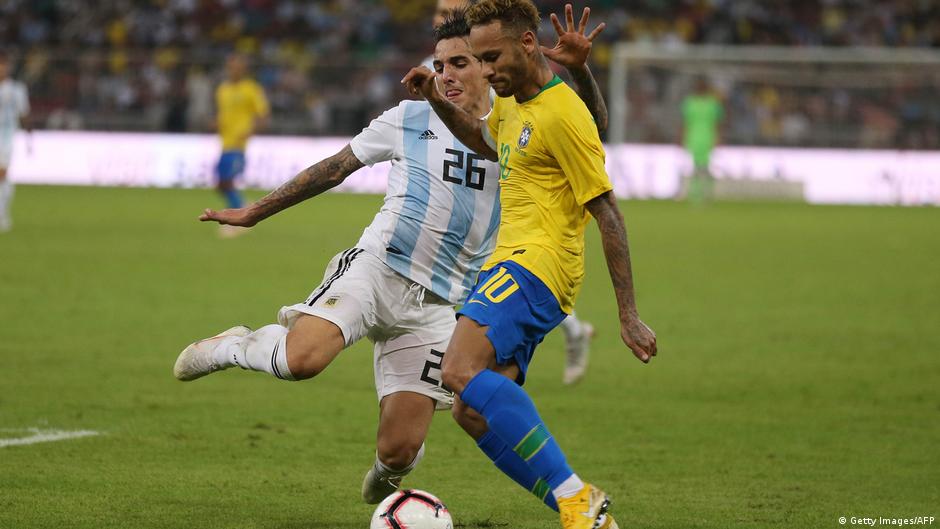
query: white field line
[{"left": 0, "top": 428, "right": 101, "bottom": 448}]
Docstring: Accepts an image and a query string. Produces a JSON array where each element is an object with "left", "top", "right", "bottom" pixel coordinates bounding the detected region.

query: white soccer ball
[{"left": 370, "top": 489, "right": 453, "bottom": 529}]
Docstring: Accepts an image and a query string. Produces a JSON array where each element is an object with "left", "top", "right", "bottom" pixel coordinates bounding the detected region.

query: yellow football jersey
[
  {"left": 481, "top": 75, "right": 612, "bottom": 313},
  {"left": 216, "top": 78, "right": 269, "bottom": 151}
]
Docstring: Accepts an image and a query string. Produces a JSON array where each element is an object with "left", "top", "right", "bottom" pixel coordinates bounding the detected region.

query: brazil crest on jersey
[{"left": 481, "top": 75, "right": 613, "bottom": 313}]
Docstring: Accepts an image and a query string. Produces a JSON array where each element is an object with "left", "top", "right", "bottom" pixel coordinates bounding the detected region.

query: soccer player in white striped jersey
[
  {"left": 0, "top": 51, "right": 31, "bottom": 233},
  {"left": 176, "top": 14, "right": 500, "bottom": 504},
  {"left": 174, "top": 9, "right": 608, "bottom": 505}
]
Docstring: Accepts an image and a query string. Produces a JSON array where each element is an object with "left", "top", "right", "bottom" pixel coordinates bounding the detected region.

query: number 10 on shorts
[{"left": 477, "top": 267, "right": 519, "bottom": 303}]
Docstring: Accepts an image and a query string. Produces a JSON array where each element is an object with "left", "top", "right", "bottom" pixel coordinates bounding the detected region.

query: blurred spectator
[{"left": 0, "top": 0, "right": 937, "bottom": 148}]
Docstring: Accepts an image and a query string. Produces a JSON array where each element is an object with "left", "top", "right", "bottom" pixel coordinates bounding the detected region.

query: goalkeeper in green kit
[{"left": 681, "top": 77, "right": 724, "bottom": 202}]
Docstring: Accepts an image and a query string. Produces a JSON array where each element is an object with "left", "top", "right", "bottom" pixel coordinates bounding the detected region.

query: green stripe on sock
[
  {"left": 531, "top": 479, "right": 552, "bottom": 501},
  {"left": 513, "top": 424, "right": 551, "bottom": 461}
]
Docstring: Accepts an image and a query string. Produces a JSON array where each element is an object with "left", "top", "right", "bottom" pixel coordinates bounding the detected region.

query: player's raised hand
[
  {"left": 199, "top": 207, "right": 257, "bottom": 227},
  {"left": 540, "top": 3, "right": 606, "bottom": 70},
  {"left": 401, "top": 66, "right": 445, "bottom": 104},
  {"left": 621, "top": 316, "right": 657, "bottom": 363}
]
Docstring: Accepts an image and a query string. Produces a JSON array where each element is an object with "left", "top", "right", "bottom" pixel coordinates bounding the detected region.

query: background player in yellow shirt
[
  {"left": 214, "top": 53, "right": 269, "bottom": 234},
  {"left": 403, "top": 1, "right": 657, "bottom": 528}
]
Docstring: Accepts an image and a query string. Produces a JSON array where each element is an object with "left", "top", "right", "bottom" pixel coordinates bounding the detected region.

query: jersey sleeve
[
  {"left": 349, "top": 104, "right": 401, "bottom": 166},
  {"left": 481, "top": 96, "right": 501, "bottom": 152},
  {"left": 544, "top": 103, "right": 612, "bottom": 206}
]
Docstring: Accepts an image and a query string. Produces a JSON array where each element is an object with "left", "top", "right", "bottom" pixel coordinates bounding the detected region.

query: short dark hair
[
  {"left": 434, "top": 7, "right": 471, "bottom": 42},
  {"left": 466, "top": 0, "right": 540, "bottom": 36}
]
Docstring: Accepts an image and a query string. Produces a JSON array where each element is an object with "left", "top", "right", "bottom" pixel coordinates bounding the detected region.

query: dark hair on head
[
  {"left": 434, "top": 7, "right": 471, "bottom": 42},
  {"left": 466, "top": 0, "right": 540, "bottom": 36}
]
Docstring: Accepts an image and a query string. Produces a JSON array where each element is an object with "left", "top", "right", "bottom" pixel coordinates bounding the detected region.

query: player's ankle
[
  {"left": 211, "top": 335, "right": 244, "bottom": 369},
  {"left": 552, "top": 474, "right": 586, "bottom": 501}
]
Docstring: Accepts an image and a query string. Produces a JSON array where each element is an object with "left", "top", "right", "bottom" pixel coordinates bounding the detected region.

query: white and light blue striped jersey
[
  {"left": 349, "top": 100, "right": 501, "bottom": 305},
  {"left": 0, "top": 79, "right": 29, "bottom": 145}
]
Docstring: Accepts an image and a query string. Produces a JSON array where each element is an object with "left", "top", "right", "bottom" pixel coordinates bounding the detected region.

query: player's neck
[
  {"left": 513, "top": 63, "right": 555, "bottom": 103},
  {"left": 463, "top": 99, "right": 492, "bottom": 120}
]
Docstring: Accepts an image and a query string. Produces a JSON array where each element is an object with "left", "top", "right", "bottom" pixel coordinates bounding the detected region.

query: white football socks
[
  {"left": 552, "top": 473, "right": 586, "bottom": 501},
  {"left": 215, "top": 324, "right": 296, "bottom": 381},
  {"left": 0, "top": 180, "right": 12, "bottom": 230},
  {"left": 559, "top": 312, "right": 584, "bottom": 340}
]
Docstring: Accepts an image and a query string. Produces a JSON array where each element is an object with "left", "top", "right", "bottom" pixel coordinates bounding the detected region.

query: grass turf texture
[{"left": 1, "top": 185, "right": 938, "bottom": 528}]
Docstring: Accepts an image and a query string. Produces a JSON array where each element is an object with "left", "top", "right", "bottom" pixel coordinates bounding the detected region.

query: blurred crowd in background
[{"left": 1, "top": 0, "right": 939, "bottom": 148}]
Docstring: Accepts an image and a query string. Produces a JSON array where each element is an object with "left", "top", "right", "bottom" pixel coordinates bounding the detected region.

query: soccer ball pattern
[{"left": 370, "top": 489, "right": 453, "bottom": 529}]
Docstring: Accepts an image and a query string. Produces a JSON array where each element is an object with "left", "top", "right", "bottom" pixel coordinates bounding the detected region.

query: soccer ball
[{"left": 370, "top": 489, "right": 453, "bottom": 529}]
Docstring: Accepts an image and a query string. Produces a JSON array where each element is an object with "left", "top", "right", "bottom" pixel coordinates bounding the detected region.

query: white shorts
[{"left": 278, "top": 248, "right": 456, "bottom": 410}]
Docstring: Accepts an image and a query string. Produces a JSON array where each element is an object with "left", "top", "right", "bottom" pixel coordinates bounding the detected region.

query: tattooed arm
[
  {"left": 401, "top": 67, "right": 497, "bottom": 161},
  {"left": 568, "top": 64, "right": 608, "bottom": 134},
  {"left": 199, "top": 145, "right": 365, "bottom": 227},
  {"left": 585, "top": 190, "right": 658, "bottom": 363}
]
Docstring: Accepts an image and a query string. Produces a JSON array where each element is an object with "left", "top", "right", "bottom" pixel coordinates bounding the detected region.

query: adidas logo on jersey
[{"left": 418, "top": 129, "right": 438, "bottom": 140}]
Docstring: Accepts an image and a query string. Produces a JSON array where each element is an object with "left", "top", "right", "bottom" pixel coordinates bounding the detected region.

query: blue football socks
[
  {"left": 461, "top": 369, "right": 574, "bottom": 490},
  {"left": 223, "top": 188, "right": 243, "bottom": 209},
  {"left": 477, "top": 430, "right": 559, "bottom": 511}
]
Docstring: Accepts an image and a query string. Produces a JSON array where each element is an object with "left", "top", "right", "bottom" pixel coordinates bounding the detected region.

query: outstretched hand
[
  {"left": 621, "top": 316, "right": 658, "bottom": 364},
  {"left": 401, "top": 66, "right": 445, "bottom": 104},
  {"left": 199, "top": 207, "right": 258, "bottom": 227},
  {"left": 540, "top": 3, "right": 606, "bottom": 70}
]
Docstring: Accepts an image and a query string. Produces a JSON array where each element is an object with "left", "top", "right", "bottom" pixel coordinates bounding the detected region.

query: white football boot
[
  {"left": 563, "top": 322, "right": 595, "bottom": 385},
  {"left": 174, "top": 325, "right": 251, "bottom": 381},
  {"left": 361, "top": 467, "right": 405, "bottom": 505}
]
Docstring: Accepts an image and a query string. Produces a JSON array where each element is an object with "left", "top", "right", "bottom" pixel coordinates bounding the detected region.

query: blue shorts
[
  {"left": 457, "top": 260, "right": 567, "bottom": 385},
  {"left": 216, "top": 151, "right": 246, "bottom": 182}
]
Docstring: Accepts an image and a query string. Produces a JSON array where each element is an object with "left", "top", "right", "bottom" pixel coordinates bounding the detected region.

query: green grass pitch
[{"left": 1, "top": 185, "right": 938, "bottom": 528}]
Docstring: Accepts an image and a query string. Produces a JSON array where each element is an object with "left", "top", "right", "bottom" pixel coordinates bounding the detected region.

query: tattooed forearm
[
  {"left": 569, "top": 65, "right": 608, "bottom": 134},
  {"left": 427, "top": 98, "right": 498, "bottom": 161},
  {"left": 587, "top": 191, "right": 638, "bottom": 319},
  {"left": 249, "top": 145, "right": 364, "bottom": 223}
]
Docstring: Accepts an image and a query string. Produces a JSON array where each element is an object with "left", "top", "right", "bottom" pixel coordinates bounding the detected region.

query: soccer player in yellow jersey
[
  {"left": 403, "top": 1, "right": 657, "bottom": 528},
  {"left": 430, "top": 1, "right": 600, "bottom": 386},
  {"left": 214, "top": 54, "right": 269, "bottom": 231}
]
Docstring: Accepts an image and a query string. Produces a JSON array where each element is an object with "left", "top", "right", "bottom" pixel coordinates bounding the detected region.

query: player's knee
[
  {"left": 451, "top": 401, "right": 487, "bottom": 439},
  {"left": 440, "top": 364, "right": 470, "bottom": 395},
  {"left": 285, "top": 344, "right": 326, "bottom": 379},
  {"left": 376, "top": 437, "right": 421, "bottom": 470},
  {"left": 285, "top": 317, "right": 344, "bottom": 379},
  {"left": 451, "top": 400, "right": 472, "bottom": 428},
  {"left": 284, "top": 337, "right": 331, "bottom": 380}
]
